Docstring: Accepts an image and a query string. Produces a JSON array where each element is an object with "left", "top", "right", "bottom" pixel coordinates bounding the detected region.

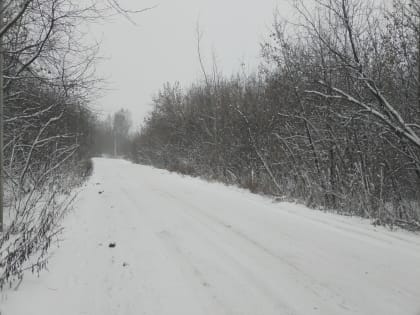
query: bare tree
[
  {"left": 0, "top": 0, "right": 149, "bottom": 288},
  {"left": 112, "top": 109, "right": 132, "bottom": 156},
  {"left": 133, "top": 0, "right": 419, "bottom": 230}
]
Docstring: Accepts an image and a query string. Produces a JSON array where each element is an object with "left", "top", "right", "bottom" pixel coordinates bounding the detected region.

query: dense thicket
[
  {"left": 133, "top": 0, "right": 420, "bottom": 230},
  {"left": 0, "top": 0, "right": 115, "bottom": 289}
]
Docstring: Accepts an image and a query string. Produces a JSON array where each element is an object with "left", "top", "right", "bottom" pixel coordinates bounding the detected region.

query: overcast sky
[{"left": 90, "top": 0, "right": 293, "bottom": 126}]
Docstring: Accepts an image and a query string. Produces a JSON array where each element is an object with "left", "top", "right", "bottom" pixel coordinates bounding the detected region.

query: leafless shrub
[
  {"left": 132, "top": 0, "right": 419, "bottom": 230},
  {"left": 0, "top": 0, "right": 144, "bottom": 289}
]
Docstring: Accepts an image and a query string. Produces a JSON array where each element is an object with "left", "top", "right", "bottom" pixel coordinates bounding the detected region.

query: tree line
[
  {"left": 93, "top": 109, "right": 133, "bottom": 158},
  {"left": 0, "top": 0, "right": 139, "bottom": 289},
  {"left": 131, "top": 0, "right": 420, "bottom": 230}
]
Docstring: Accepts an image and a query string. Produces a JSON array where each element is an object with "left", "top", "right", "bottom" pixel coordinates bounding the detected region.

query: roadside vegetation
[
  {"left": 128, "top": 0, "right": 420, "bottom": 230},
  {"left": 0, "top": 0, "right": 137, "bottom": 290}
]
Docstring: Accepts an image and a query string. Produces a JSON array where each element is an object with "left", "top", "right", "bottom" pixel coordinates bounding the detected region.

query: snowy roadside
[{"left": 0, "top": 167, "right": 88, "bottom": 291}]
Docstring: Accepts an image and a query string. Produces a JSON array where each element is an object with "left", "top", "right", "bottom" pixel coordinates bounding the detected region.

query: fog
[{"left": 91, "top": 0, "right": 293, "bottom": 125}]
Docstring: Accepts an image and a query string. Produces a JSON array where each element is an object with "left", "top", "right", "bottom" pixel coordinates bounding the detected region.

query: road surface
[{"left": 2, "top": 158, "right": 420, "bottom": 315}]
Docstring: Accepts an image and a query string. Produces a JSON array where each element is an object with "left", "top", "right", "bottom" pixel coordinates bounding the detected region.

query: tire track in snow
[
  {"left": 119, "top": 178, "right": 356, "bottom": 315},
  {"left": 154, "top": 189, "right": 355, "bottom": 314}
]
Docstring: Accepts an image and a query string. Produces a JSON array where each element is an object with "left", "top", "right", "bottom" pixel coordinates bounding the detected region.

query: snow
[{"left": 1, "top": 157, "right": 420, "bottom": 315}]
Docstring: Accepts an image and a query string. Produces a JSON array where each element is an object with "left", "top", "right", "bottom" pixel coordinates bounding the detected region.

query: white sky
[{"left": 89, "top": 0, "right": 293, "bottom": 126}]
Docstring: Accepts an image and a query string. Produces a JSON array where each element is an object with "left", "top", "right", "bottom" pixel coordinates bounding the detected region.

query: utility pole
[{"left": 0, "top": 0, "right": 4, "bottom": 232}]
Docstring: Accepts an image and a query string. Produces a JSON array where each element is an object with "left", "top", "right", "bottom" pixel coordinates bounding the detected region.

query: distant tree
[{"left": 113, "top": 109, "right": 132, "bottom": 156}]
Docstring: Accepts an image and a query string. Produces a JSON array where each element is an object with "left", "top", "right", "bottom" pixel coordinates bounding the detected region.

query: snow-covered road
[{"left": 2, "top": 158, "right": 420, "bottom": 315}]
